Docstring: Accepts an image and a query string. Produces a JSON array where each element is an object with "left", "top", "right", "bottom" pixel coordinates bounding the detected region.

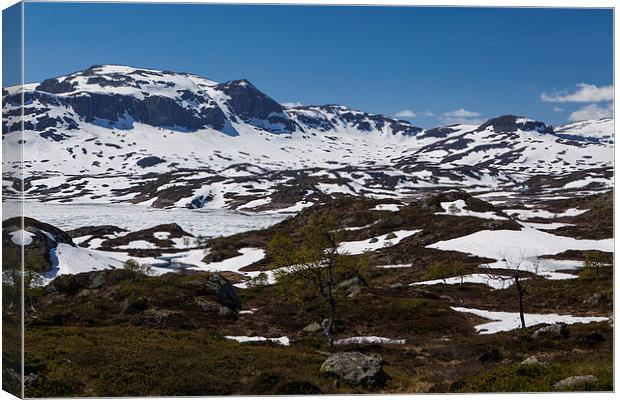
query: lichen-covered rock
[
  {"left": 552, "top": 375, "right": 597, "bottom": 390},
  {"left": 532, "top": 323, "right": 569, "bottom": 339},
  {"left": 302, "top": 322, "right": 322, "bottom": 334},
  {"left": 521, "top": 356, "right": 549, "bottom": 367},
  {"left": 320, "top": 352, "right": 386, "bottom": 388}
]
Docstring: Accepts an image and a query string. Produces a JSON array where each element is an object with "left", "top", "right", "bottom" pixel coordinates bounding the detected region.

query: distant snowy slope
[
  {"left": 554, "top": 118, "right": 614, "bottom": 143},
  {"left": 2, "top": 65, "right": 614, "bottom": 208}
]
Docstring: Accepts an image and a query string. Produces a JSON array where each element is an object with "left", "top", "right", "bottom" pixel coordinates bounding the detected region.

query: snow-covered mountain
[{"left": 2, "top": 65, "right": 614, "bottom": 210}]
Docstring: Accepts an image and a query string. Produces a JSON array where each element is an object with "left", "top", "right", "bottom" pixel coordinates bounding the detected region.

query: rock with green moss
[{"left": 320, "top": 352, "right": 386, "bottom": 388}]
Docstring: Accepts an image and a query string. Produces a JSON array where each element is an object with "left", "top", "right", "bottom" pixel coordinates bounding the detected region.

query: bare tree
[{"left": 482, "top": 253, "right": 538, "bottom": 329}]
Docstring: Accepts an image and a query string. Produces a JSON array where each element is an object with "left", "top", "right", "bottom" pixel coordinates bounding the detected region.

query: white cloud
[
  {"left": 443, "top": 108, "right": 481, "bottom": 118},
  {"left": 568, "top": 103, "right": 613, "bottom": 122},
  {"left": 281, "top": 101, "right": 303, "bottom": 108},
  {"left": 394, "top": 110, "right": 416, "bottom": 118},
  {"left": 440, "top": 108, "right": 483, "bottom": 125},
  {"left": 553, "top": 107, "right": 565, "bottom": 112},
  {"left": 419, "top": 110, "right": 435, "bottom": 117},
  {"left": 540, "top": 83, "right": 613, "bottom": 103}
]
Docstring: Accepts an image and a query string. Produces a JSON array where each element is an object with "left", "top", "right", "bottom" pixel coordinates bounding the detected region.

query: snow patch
[
  {"left": 372, "top": 203, "right": 403, "bottom": 212},
  {"left": 451, "top": 307, "right": 608, "bottom": 334},
  {"left": 338, "top": 230, "right": 421, "bottom": 255},
  {"left": 334, "top": 336, "right": 405, "bottom": 345},
  {"left": 224, "top": 335, "right": 290, "bottom": 346},
  {"left": 412, "top": 273, "right": 515, "bottom": 290},
  {"left": 437, "top": 200, "right": 506, "bottom": 220},
  {"left": 10, "top": 230, "right": 35, "bottom": 246}
]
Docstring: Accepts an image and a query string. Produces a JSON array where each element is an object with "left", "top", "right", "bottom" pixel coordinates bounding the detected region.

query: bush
[
  {"left": 246, "top": 272, "right": 269, "bottom": 287},
  {"left": 123, "top": 259, "right": 152, "bottom": 276}
]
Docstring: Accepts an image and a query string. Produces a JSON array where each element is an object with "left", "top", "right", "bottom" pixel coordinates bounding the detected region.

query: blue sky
[{"left": 13, "top": 3, "right": 615, "bottom": 127}]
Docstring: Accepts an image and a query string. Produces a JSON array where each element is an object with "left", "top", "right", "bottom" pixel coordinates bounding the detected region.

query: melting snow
[
  {"left": 338, "top": 230, "right": 421, "bottom": 255},
  {"left": 451, "top": 306, "right": 609, "bottom": 334},
  {"left": 224, "top": 336, "right": 290, "bottom": 346},
  {"left": 427, "top": 227, "right": 612, "bottom": 261},
  {"left": 437, "top": 200, "right": 506, "bottom": 220},
  {"left": 375, "top": 263, "right": 412, "bottom": 269},
  {"left": 482, "top": 258, "right": 584, "bottom": 280},
  {"left": 43, "top": 243, "right": 124, "bottom": 284},
  {"left": 10, "top": 230, "right": 35, "bottom": 246},
  {"left": 182, "top": 248, "right": 265, "bottom": 273},
  {"left": 334, "top": 336, "right": 405, "bottom": 345},
  {"left": 412, "top": 273, "right": 515, "bottom": 290},
  {"left": 504, "top": 208, "right": 588, "bottom": 220},
  {"left": 116, "top": 240, "right": 158, "bottom": 250},
  {"left": 372, "top": 203, "right": 403, "bottom": 212}
]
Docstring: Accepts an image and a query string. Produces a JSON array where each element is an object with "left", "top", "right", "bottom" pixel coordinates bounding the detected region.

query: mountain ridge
[{"left": 2, "top": 64, "right": 614, "bottom": 210}]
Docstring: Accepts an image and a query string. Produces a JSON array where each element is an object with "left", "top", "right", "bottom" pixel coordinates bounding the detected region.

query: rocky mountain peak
[{"left": 477, "top": 115, "right": 554, "bottom": 134}]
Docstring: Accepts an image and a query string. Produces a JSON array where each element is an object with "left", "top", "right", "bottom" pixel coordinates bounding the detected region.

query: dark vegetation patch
[{"left": 99, "top": 223, "right": 194, "bottom": 251}]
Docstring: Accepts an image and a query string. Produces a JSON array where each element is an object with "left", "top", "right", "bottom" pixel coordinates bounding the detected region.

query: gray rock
[
  {"left": 390, "top": 282, "right": 405, "bottom": 289},
  {"left": 583, "top": 292, "right": 603, "bottom": 306},
  {"left": 303, "top": 322, "right": 322, "bottom": 334},
  {"left": 195, "top": 297, "right": 235, "bottom": 318},
  {"left": 24, "top": 373, "right": 39, "bottom": 388},
  {"left": 552, "top": 375, "right": 597, "bottom": 390},
  {"left": 521, "top": 356, "right": 549, "bottom": 367},
  {"left": 337, "top": 276, "right": 367, "bottom": 290},
  {"left": 204, "top": 274, "right": 241, "bottom": 311},
  {"left": 320, "top": 352, "right": 386, "bottom": 388},
  {"left": 347, "top": 286, "right": 362, "bottom": 298},
  {"left": 532, "top": 323, "right": 569, "bottom": 339}
]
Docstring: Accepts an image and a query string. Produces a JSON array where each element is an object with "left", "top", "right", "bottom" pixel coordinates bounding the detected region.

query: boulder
[
  {"left": 203, "top": 274, "right": 241, "bottom": 311},
  {"left": 194, "top": 297, "right": 235, "bottom": 318},
  {"left": 303, "top": 322, "right": 322, "bottom": 334},
  {"left": 336, "top": 276, "right": 367, "bottom": 298},
  {"left": 320, "top": 352, "right": 386, "bottom": 388},
  {"left": 552, "top": 375, "right": 597, "bottom": 390},
  {"left": 50, "top": 269, "right": 135, "bottom": 295},
  {"left": 521, "top": 356, "right": 548, "bottom": 367},
  {"left": 347, "top": 286, "right": 362, "bottom": 298},
  {"left": 583, "top": 292, "right": 604, "bottom": 306},
  {"left": 532, "top": 323, "right": 569, "bottom": 339}
]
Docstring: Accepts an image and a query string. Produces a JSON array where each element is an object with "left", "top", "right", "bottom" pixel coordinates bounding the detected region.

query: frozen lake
[{"left": 14, "top": 201, "right": 290, "bottom": 238}]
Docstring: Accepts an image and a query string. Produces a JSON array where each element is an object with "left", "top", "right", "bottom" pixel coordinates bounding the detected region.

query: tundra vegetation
[{"left": 1, "top": 192, "right": 613, "bottom": 396}]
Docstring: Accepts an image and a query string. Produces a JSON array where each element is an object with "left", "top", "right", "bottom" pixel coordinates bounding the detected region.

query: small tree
[
  {"left": 580, "top": 251, "right": 603, "bottom": 281},
  {"left": 450, "top": 260, "right": 468, "bottom": 284},
  {"left": 123, "top": 259, "right": 153, "bottom": 278},
  {"left": 269, "top": 214, "right": 362, "bottom": 349},
  {"left": 247, "top": 272, "right": 269, "bottom": 287},
  {"left": 2, "top": 269, "right": 44, "bottom": 312},
  {"left": 482, "top": 254, "right": 537, "bottom": 329},
  {"left": 194, "top": 235, "right": 205, "bottom": 246}
]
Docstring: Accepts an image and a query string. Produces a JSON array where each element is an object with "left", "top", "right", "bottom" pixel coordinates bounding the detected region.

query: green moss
[
  {"left": 453, "top": 360, "right": 612, "bottom": 392},
  {"left": 24, "top": 326, "right": 340, "bottom": 397}
]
